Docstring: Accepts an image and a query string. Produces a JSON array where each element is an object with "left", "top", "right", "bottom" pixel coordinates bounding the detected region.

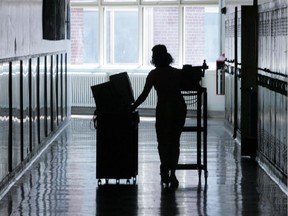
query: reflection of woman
[{"left": 132, "top": 44, "right": 187, "bottom": 187}]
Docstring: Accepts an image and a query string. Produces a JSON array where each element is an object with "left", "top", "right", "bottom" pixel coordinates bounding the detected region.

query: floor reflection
[
  {"left": 0, "top": 117, "right": 286, "bottom": 216},
  {"left": 96, "top": 184, "right": 138, "bottom": 215},
  {"left": 196, "top": 180, "right": 207, "bottom": 216},
  {"left": 160, "top": 187, "right": 179, "bottom": 216}
]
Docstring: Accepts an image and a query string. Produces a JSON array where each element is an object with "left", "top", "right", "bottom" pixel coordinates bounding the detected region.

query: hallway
[{"left": 0, "top": 116, "right": 287, "bottom": 216}]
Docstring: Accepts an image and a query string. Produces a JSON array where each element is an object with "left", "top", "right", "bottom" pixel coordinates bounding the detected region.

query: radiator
[
  {"left": 70, "top": 73, "right": 197, "bottom": 110},
  {"left": 129, "top": 73, "right": 157, "bottom": 109},
  {"left": 70, "top": 73, "right": 109, "bottom": 107}
]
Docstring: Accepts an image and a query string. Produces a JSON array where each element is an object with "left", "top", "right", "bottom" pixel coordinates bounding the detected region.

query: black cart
[
  {"left": 91, "top": 72, "right": 139, "bottom": 185},
  {"left": 95, "top": 111, "right": 139, "bottom": 185}
]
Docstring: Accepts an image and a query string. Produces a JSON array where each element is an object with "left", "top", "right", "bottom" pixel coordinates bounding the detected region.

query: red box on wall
[{"left": 216, "top": 54, "right": 226, "bottom": 95}]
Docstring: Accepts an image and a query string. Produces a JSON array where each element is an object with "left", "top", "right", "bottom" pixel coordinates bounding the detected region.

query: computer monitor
[
  {"left": 109, "top": 72, "right": 135, "bottom": 106},
  {"left": 91, "top": 82, "right": 120, "bottom": 113},
  {"left": 91, "top": 72, "right": 135, "bottom": 113}
]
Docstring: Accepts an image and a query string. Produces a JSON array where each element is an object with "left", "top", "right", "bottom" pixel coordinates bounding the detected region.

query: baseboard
[{"left": 72, "top": 106, "right": 224, "bottom": 118}]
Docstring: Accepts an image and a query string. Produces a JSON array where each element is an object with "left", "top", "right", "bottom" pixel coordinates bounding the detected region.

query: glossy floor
[{"left": 0, "top": 116, "right": 287, "bottom": 216}]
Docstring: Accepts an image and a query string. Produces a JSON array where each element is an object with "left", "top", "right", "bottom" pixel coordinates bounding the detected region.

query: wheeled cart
[
  {"left": 95, "top": 111, "right": 139, "bottom": 185},
  {"left": 178, "top": 61, "right": 208, "bottom": 181},
  {"left": 91, "top": 72, "right": 139, "bottom": 185},
  {"left": 177, "top": 88, "right": 208, "bottom": 180}
]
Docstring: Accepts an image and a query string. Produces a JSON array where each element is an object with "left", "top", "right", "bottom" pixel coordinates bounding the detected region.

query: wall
[
  {"left": 69, "top": 68, "right": 225, "bottom": 114},
  {"left": 0, "top": 0, "right": 69, "bottom": 59},
  {"left": 0, "top": 0, "right": 70, "bottom": 197},
  {"left": 202, "top": 71, "right": 225, "bottom": 112}
]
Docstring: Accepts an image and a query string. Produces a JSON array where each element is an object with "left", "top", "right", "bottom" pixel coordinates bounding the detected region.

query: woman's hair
[{"left": 150, "top": 44, "right": 174, "bottom": 67}]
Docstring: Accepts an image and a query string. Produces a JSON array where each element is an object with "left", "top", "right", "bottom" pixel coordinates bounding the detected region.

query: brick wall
[{"left": 71, "top": 8, "right": 84, "bottom": 64}]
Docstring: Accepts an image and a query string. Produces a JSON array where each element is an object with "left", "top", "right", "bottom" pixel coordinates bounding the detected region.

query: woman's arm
[{"left": 131, "top": 74, "right": 153, "bottom": 110}]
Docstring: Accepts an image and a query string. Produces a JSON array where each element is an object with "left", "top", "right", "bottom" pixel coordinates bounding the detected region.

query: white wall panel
[{"left": 0, "top": 0, "right": 69, "bottom": 59}]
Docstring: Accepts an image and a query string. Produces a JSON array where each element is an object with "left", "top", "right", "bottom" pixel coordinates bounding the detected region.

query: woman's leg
[
  {"left": 169, "top": 106, "right": 187, "bottom": 187},
  {"left": 156, "top": 121, "right": 171, "bottom": 183},
  {"left": 169, "top": 129, "right": 181, "bottom": 187}
]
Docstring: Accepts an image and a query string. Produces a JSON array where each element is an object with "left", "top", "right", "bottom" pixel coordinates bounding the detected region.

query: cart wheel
[
  {"left": 105, "top": 179, "right": 109, "bottom": 184},
  {"left": 116, "top": 179, "right": 120, "bottom": 184},
  {"left": 98, "top": 179, "right": 102, "bottom": 186},
  {"left": 126, "top": 179, "right": 130, "bottom": 184}
]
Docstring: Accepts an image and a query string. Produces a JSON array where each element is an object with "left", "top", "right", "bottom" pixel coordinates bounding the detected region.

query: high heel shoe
[
  {"left": 170, "top": 175, "right": 179, "bottom": 188},
  {"left": 160, "top": 165, "right": 170, "bottom": 184}
]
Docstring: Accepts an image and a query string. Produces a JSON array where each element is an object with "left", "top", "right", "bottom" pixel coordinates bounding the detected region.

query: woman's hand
[{"left": 129, "top": 103, "right": 136, "bottom": 112}]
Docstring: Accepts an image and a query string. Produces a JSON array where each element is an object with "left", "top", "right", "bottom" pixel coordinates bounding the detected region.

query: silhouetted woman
[{"left": 131, "top": 44, "right": 187, "bottom": 187}]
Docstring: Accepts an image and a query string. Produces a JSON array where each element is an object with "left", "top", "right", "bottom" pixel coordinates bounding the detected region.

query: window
[
  {"left": 105, "top": 8, "right": 139, "bottom": 64},
  {"left": 204, "top": 7, "right": 219, "bottom": 64},
  {"left": 70, "top": 2, "right": 220, "bottom": 68},
  {"left": 184, "top": 6, "right": 219, "bottom": 65}
]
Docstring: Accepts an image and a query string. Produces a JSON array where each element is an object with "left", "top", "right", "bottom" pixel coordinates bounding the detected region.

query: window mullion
[
  {"left": 99, "top": 6, "right": 104, "bottom": 66},
  {"left": 179, "top": 6, "right": 184, "bottom": 67},
  {"left": 143, "top": 8, "right": 154, "bottom": 65},
  {"left": 139, "top": 6, "right": 143, "bottom": 66},
  {"left": 110, "top": 11, "right": 115, "bottom": 64}
]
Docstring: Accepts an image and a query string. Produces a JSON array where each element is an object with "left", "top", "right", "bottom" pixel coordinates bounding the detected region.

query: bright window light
[
  {"left": 104, "top": 8, "right": 139, "bottom": 65},
  {"left": 69, "top": 2, "right": 220, "bottom": 69}
]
